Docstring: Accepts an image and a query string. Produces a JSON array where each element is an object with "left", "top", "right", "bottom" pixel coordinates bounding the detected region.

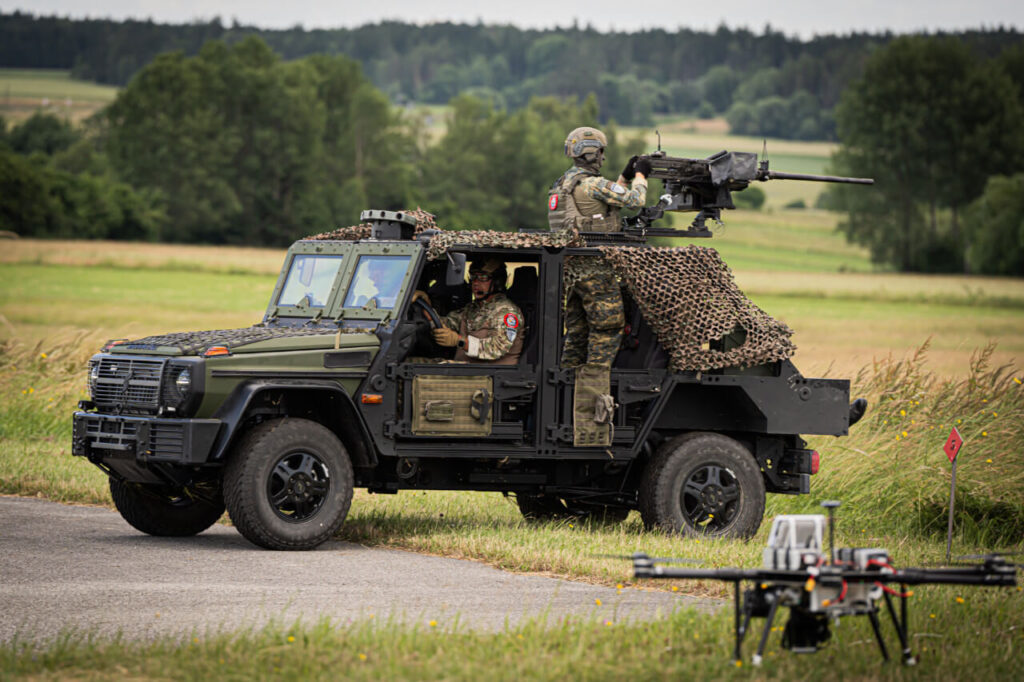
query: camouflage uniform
[
  {"left": 554, "top": 167, "right": 647, "bottom": 368},
  {"left": 441, "top": 293, "right": 524, "bottom": 365}
]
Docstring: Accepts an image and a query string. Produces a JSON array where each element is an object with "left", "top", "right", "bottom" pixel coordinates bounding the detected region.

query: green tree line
[
  {"left": 2, "top": 10, "right": 1022, "bottom": 138},
  {"left": 0, "top": 37, "right": 641, "bottom": 246},
  {"left": 826, "top": 37, "right": 1024, "bottom": 276},
  {"left": 2, "top": 35, "right": 1021, "bottom": 275}
]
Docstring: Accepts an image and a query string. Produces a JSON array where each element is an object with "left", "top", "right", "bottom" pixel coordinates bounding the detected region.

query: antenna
[
  {"left": 655, "top": 129, "right": 661, "bottom": 152},
  {"left": 821, "top": 500, "right": 841, "bottom": 564}
]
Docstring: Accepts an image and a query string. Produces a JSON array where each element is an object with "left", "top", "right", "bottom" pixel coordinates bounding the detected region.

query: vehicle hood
[{"left": 108, "top": 325, "right": 377, "bottom": 356}]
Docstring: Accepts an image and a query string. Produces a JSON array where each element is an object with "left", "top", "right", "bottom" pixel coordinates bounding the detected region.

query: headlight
[
  {"left": 88, "top": 361, "right": 100, "bottom": 397},
  {"left": 175, "top": 368, "right": 192, "bottom": 393}
]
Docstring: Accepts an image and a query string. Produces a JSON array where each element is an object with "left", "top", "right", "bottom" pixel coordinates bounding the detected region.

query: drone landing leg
[
  {"left": 733, "top": 582, "right": 745, "bottom": 663},
  {"left": 866, "top": 607, "right": 890, "bottom": 662},
  {"left": 752, "top": 595, "right": 779, "bottom": 666},
  {"left": 884, "top": 588, "right": 917, "bottom": 666}
]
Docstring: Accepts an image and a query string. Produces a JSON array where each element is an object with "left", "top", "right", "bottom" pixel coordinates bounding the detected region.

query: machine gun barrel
[{"left": 760, "top": 170, "right": 873, "bottom": 185}]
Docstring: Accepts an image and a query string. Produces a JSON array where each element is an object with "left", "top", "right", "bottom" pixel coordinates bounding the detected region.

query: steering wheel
[{"left": 411, "top": 298, "right": 442, "bottom": 329}]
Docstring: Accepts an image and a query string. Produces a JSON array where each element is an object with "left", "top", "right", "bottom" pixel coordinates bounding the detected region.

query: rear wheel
[
  {"left": 110, "top": 478, "right": 224, "bottom": 537},
  {"left": 224, "top": 418, "right": 353, "bottom": 550},
  {"left": 639, "top": 432, "right": 765, "bottom": 539}
]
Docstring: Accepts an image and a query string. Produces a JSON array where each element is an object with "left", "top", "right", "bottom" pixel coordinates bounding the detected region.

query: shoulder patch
[
  {"left": 608, "top": 182, "right": 627, "bottom": 195},
  {"left": 503, "top": 313, "right": 520, "bottom": 329}
]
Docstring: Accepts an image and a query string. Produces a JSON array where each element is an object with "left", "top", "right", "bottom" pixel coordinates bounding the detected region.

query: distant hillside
[{"left": 1, "top": 11, "right": 1021, "bottom": 137}]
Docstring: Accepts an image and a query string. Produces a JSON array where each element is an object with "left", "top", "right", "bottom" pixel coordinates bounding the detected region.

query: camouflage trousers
[{"left": 562, "top": 272, "right": 625, "bottom": 368}]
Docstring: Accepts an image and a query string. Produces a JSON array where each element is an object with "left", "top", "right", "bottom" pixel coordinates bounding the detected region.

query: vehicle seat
[
  {"left": 506, "top": 267, "right": 539, "bottom": 365},
  {"left": 613, "top": 289, "right": 669, "bottom": 369}
]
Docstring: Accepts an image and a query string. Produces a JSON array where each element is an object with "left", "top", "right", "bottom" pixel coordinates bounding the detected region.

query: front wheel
[
  {"left": 638, "top": 432, "right": 765, "bottom": 539},
  {"left": 224, "top": 418, "right": 354, "bottom": 550},
  {"left": 110, "top": 478, "right": 225, "bottom": 537}
]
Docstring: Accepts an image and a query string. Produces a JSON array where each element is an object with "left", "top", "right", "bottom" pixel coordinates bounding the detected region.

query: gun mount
[{"left": 623, "top": 150, "right": 873, "bottom": 237}]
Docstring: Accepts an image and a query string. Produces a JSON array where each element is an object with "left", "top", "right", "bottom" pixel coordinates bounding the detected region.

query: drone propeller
[{"left": 594, "top": 553, "right": 703, "bottom": 565}]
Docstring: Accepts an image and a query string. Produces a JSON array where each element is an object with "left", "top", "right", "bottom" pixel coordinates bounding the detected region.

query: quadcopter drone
[{"left": 631, "top": 501, "right": 1019, "bottom": 666}]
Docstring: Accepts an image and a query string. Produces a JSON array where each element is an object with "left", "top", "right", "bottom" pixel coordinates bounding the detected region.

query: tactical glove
[
  {"left": 634, "top": 157, "right": 652, "bottom": 179},
  {"left": 432, "top": 327, "right": 461, "bottom": 347},
  {"left": 620, "top": 155, "right": 638, "bottom": 181},
  {"left": 411, "top": 290, "right": 432, "bottom": 306}
]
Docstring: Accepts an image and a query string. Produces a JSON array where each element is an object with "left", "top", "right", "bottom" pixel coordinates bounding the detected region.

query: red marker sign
[{"left": 943, "top": 427, "right": 963, "bottom": 463}]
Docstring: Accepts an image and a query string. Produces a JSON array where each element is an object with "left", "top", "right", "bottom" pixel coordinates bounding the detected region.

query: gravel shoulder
[{"left": 0, "top": 496, "right": 715, "bottom": 642}]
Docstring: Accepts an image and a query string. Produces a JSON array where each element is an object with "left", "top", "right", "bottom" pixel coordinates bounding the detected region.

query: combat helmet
[
  {"left": 469, "top": 258, "right": 508, "bottom": 291},
  {"left": 564, "top": 127, "right": 607, "bottom": 161}
]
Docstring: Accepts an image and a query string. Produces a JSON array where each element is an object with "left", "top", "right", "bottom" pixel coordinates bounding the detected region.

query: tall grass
[{"left": 793, "top": 341, "right": 1024, "bottom": 546}]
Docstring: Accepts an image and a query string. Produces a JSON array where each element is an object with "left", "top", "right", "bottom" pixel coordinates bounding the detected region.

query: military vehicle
[{"left": 72, "top": 153, "right": 869, "bottom": 551}]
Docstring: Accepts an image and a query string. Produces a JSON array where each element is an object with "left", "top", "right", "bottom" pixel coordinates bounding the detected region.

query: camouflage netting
[
  {"left": 306, "top": 207, "right": 439, "bottom": 241},
  {"left": 117, "top": 326, "right": 373, "bottom": 356},
  {"left": 425, "top": 226, "right": 585, "bottom": 260},
  {"left": 598, "top": 245, "right": 796, "bottom": 371},
  {"left": 304, "top": 215, "right": 794, "bottom": 372}
]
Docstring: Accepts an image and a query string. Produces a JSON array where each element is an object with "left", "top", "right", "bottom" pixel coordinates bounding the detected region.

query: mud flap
[{"left": 573, "top": 364, "right": 614, "bottom": 446}]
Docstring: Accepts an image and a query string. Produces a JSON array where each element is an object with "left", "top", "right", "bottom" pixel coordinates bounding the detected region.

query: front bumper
[{"left": 72, "top": 411, "right": 221, "bottom": 483}]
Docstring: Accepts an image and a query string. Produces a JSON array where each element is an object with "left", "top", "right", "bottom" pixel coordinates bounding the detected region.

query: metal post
[{"left": 946, "top": 457, "right": 957, "bottom": 563}]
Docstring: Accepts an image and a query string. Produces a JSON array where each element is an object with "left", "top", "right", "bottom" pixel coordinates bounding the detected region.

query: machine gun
[
  {"left": 630, "top": 502, "right": 1018, "bottom": 666},
  {"left": 622, "top": 149, "right": 873, "bottom": 238}
]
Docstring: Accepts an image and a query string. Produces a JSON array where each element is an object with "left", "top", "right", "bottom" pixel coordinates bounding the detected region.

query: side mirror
[{"left": 445, "top": 252, "right": 466, "bottom": 287}]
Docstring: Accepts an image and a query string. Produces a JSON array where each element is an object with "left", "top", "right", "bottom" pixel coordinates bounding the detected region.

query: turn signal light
[
  {"left": 361, "top": 394, "right": 383, "bottom": 404},
  {"left": 810, "top": 450, "right": 820, "bottom": 475},
  {"left": 203, "top": 346, "right": 230, "bottom": 357}
]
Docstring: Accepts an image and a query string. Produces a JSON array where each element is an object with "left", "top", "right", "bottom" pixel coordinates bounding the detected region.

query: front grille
[{"left": 91, "top": 357, "right": 166, "bottom": 414}]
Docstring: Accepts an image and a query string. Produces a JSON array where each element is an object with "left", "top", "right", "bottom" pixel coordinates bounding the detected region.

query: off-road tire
[
  {"left": 639, "top": 432, "right": 765, "bottom": 539},
  {"left": 224, "top": 417, "right": 353, "bottom": 551},
  {"left": 109, "top": 478, "right": 225, "bottom": 537}
]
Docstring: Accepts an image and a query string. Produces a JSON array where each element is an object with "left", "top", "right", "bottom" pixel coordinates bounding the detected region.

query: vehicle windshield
[
  {"left": 343, "top": 255, "right": 411, "bottom": 310},
  {"left": 277, "top": 255, "right": 344, "bottom": 309}
]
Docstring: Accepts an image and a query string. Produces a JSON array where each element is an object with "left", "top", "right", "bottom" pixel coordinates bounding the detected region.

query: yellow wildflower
[
  {"left": 982, "top": 431, "right": 988, "bottom": 437},
  {"left": 900, "top": 409, "right": 906, "bottom": 416},
  {"left": 993, "top": 412, "right": 998, "bottom": 417},
  {"left": 595, "top": 598, "right": 602, "bottom": 606},
  {"left": 359, "top": 653, "right": 368, "bottom": 661},
  {"left": 616, "top": 584, "right": 624, "bottom": 589},
  {"left": 287, "top": 636, "right": 295, "bottom": 643},
  {"left": 902, "top": 430, "right": 908, "bottom": 438},
  {"left": 604, "top": 620, "right": 613, "bottom": 627},
  {"left": 986, "top": 459, "right": 993, "bottom": 464},
  {"left": 955, "top": 596, "right": 964, "bottom": 604},
  {"left": 429, "top": 619, "right": 437, "bottom": 627},
  {"left": 929, "top": 613, "right": 936, "bottom": 619},
  {"left": 40, "top": 352, "right": 47, "bottom": 359},
  {"left": 672, "top": 586, "right": 679, "bottom": 592},
  {"left": 1014, "top": 377, "right": 1022, "bottom": 385}
]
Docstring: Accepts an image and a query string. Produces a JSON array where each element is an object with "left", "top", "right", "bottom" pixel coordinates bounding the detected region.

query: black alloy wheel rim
[
  {"left": 679, "top": 464, "right": 739, "bottom": 532},
  {"left": 267, "top": 451, "right": 332, "bottom": 522}
]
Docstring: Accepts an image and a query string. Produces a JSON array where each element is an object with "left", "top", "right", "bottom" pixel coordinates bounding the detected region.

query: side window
[{"left": 343, "top": 255, "right": 411, "bottom": 310}]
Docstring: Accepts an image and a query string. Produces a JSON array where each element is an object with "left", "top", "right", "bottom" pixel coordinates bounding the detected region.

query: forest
[
  {"left": 2, "top": 10, "right": 1022, "bottom": 136},
  {"left": 1, "top": 13, "right": 1023, "bottom": 276}
]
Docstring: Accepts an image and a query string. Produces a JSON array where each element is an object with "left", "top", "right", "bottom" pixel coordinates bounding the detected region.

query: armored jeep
[{"left": 72, "top": 209, "right": 864, "bottom": 550}]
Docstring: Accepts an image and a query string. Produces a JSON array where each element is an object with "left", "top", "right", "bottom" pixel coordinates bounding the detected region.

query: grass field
[
  {"left": 0, "top": 68, "right": 118, "bottom": 124},
  {"left": 2, "top": 97, "right": 1023, "bottom": 677}
]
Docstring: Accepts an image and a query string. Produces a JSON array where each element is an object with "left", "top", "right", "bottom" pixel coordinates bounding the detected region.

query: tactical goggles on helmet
[{"left": 469, "top": 272, "right": 494, "bottom": 282}]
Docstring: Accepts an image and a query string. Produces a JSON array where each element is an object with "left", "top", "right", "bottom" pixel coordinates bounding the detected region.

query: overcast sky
[{"left": 4, "top": 1, "right": 1022, "bottom": 38}]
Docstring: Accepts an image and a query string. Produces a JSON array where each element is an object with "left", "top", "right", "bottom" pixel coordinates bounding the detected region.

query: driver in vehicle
[{"left": 414, "top": 258, "right": 524, "bottom": 365}]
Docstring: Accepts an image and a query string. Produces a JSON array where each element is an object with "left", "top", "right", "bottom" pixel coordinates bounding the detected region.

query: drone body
[{"left": 632, "top": 503, "right": 1018, "bottom": 666}]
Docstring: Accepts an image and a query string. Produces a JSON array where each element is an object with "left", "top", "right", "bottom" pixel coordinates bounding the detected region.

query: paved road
[{"left": 0, "top": 497, "right": 713, "bottom": 642}]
